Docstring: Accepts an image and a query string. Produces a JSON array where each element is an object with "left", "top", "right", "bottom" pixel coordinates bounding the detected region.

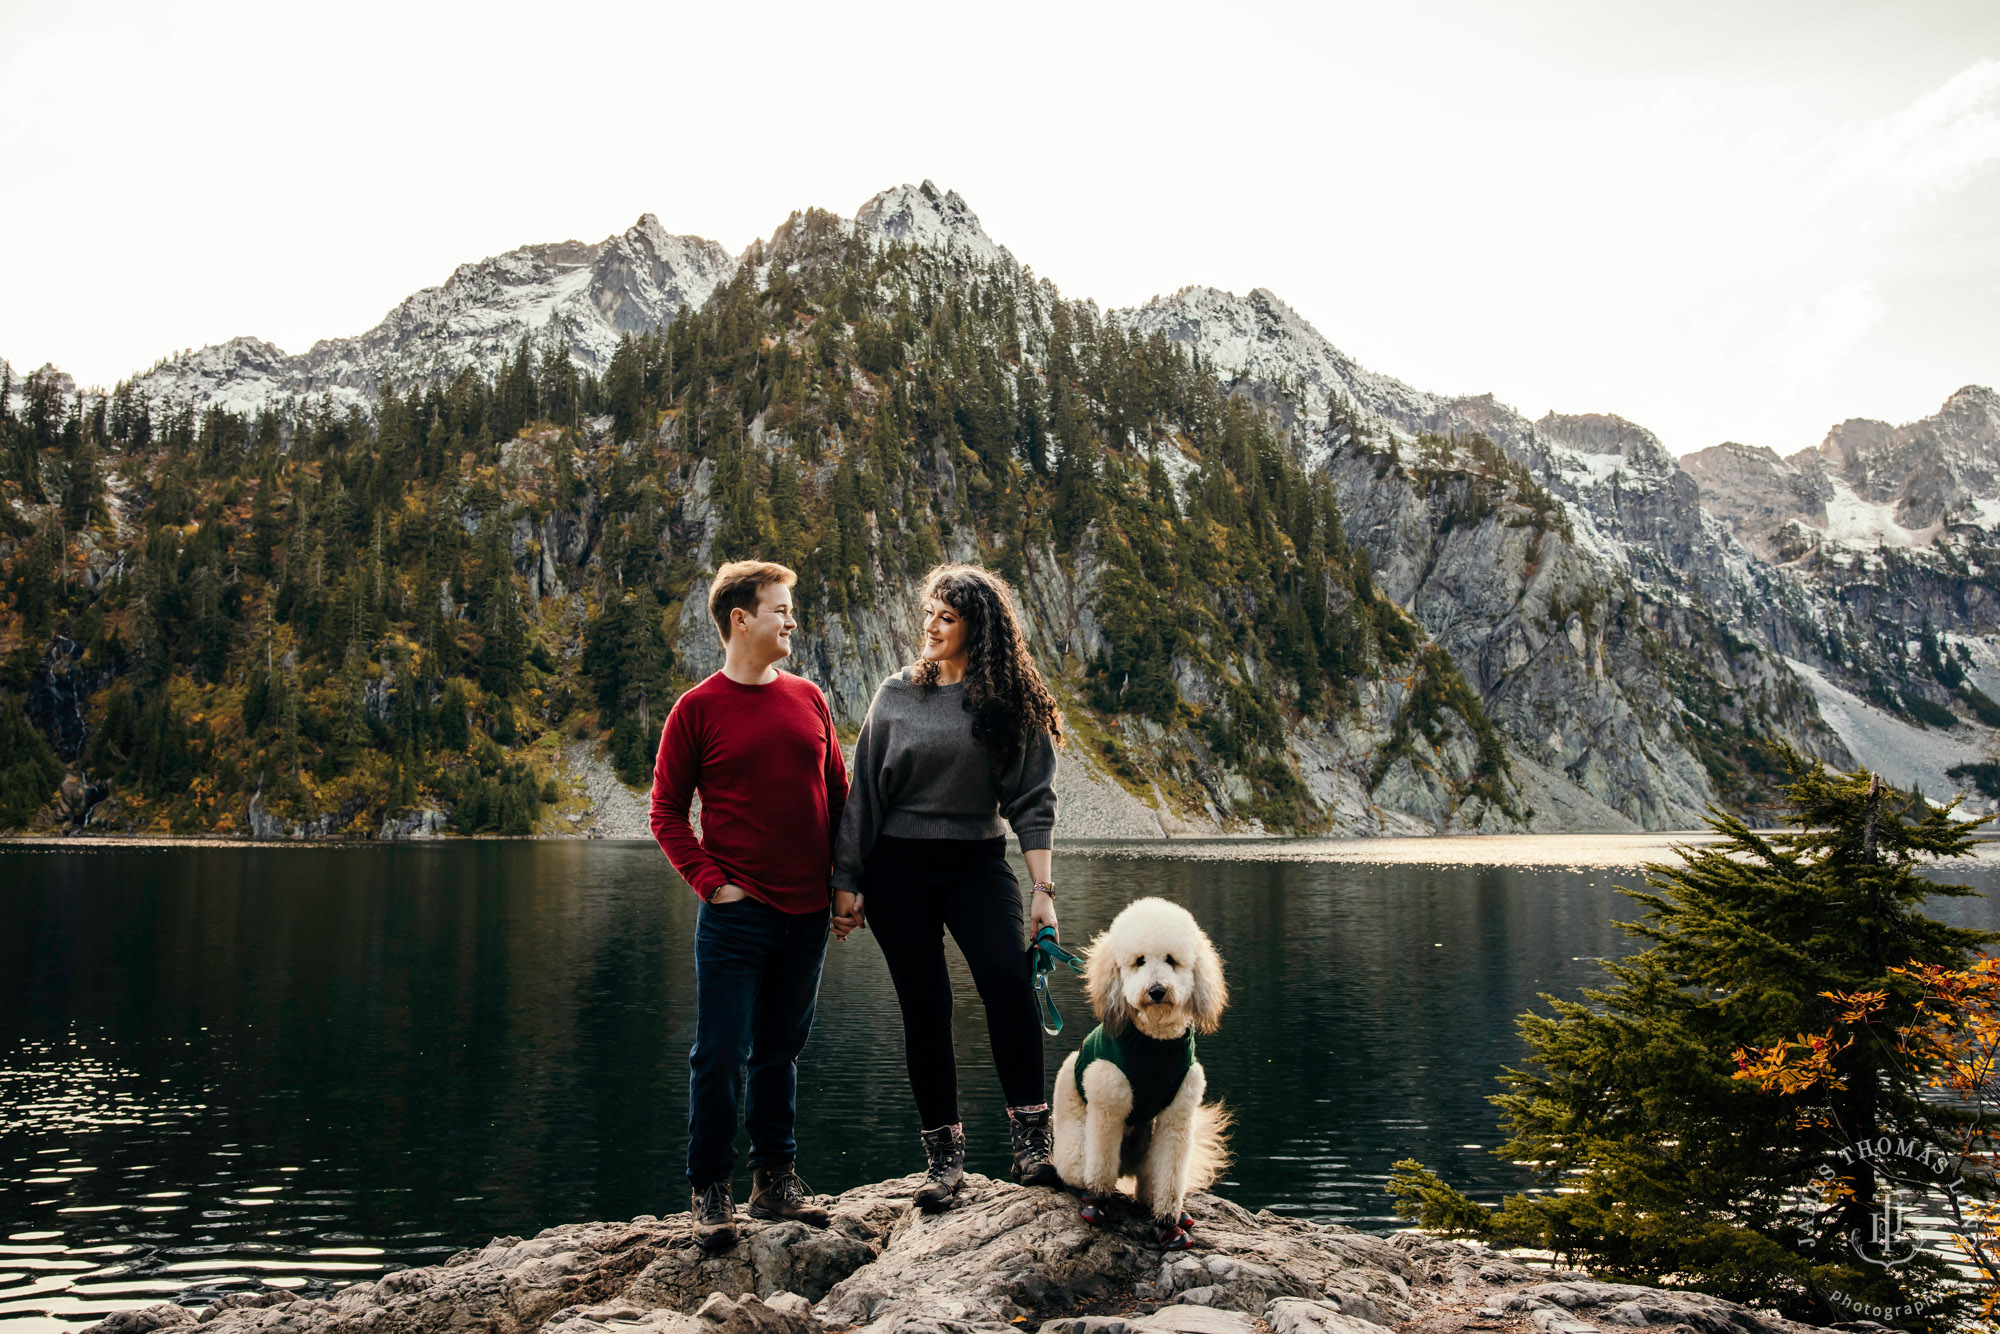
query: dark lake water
[{"left": 5, "top": 836, "right": 2000, "bottom": 1330}]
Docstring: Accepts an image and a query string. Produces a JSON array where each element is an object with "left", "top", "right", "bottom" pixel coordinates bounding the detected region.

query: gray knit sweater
[{"left": 831, "top": 669, "right": 1058, "bottom": 893}]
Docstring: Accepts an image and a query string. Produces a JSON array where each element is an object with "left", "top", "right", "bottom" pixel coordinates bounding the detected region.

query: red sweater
[{"left": 650, "top": 670, "right": 849, "bottom": 913}]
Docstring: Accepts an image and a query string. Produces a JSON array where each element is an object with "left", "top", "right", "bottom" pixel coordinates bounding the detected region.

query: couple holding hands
[{"left": 649, "top": 559, "right": 1065, "bottom": 1253}]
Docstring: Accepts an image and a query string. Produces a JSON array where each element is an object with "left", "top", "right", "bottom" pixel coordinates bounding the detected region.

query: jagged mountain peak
[
  {"left": 1810, "top": 385, "right": 2000, "bottom": 527},
  {"left": 1816, "top": 385, "right": 2000, "bottom": 468},
  {"left": 131, "top": 216, "right": 736, "bottom": 415},
  {"left": 1118, "top": 284, "right": 1444, "bottom": 439},
  {"left": 853, "top": 180, "right": 1007, "bottom": 265},
  {"left": 1683, "top": 385, "right": 2000, "bottom": 560}
]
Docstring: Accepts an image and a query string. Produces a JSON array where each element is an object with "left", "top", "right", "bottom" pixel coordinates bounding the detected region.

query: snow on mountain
[
  {"left": 1532, "top": 413, "right": 1680, "bottom": 481},
  {"left": 0, "top": 359, "right": 78, "bottom": 411},
  {"left": 133, "top": 215, "right": 734, "bottom": 416},
  {"left": 134, "top": 337, "right": 305, "bottom": 417},
  {"left": 1117, "top": 285, "right": 1445, "bottom": 442},
  {"left": 1784, "top": 657, "right": 1993, "bottom": 810},
  {"left": 853, "top": 180, "right": 1009, "bottom": 267},
  {"left": 1817, "top": 386, "right": 2000, "bottom": 529},
  {"left": 1685, "top": 388, "right": 2000, "bottom": 562}
]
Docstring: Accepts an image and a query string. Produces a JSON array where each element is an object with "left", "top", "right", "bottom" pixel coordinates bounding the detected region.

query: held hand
[
  {"left": 1029, "top": 889, "right": 1057, "bottom": 939},
  {"left": 831, "top": 890, "right": 866, "bottom": 940},
  {"left": 711, "top": 883, "right": 749, "bottom": 904}
]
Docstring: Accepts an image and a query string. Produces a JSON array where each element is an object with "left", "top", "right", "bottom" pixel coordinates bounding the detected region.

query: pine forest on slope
[{"left": 2, "top": 181, "right": 1995, "bottom": 839}]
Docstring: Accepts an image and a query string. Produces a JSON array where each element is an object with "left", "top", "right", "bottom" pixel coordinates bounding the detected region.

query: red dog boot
[
  {"left": 1157, "top": 1217, "right": 1193, "bottom": 1251},
  {"left": 1079, "top": 1196, "right": 1113, "bottom": 1227},
  {"left": 1177, "top": 1209, "right": 1193, "bottom": 1233}
]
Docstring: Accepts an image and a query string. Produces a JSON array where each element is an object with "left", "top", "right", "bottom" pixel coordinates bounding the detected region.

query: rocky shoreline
[{"left": 88, "top": 1175, "right": 1839, "bottom": 1334}]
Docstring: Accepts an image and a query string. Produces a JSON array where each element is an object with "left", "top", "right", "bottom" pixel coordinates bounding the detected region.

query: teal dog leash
[{"left": 1028, "top": 925, "right": 1085, "bottom": 1035}]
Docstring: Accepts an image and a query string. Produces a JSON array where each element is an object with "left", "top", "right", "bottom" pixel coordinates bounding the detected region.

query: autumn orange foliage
[{"left": 1735, "top": 956, "right": 2000, "bottom": 1324}]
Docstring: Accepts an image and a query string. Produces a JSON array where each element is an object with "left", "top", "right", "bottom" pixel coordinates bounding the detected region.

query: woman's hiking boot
[
  {"left": 914, "top": 1123, "right": 965, "bottom": 1211},
  {"left": 749, "top": 1163, "right": 830, "bottom": 1227},
  {"left": 1007, "top": 1105, "right": 1062, "bottom": 1186},
  {"left": 690, "top": 1180, "right": 737, "bottom": 1253}
]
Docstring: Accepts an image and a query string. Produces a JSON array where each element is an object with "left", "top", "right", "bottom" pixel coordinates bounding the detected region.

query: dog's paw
[
  {"left": 1155, "top": 1218, "right": 1192, "bottom": 1251},
  {"left": 1079, "top": 1196, "right": 1114, "bottom": 1227}
]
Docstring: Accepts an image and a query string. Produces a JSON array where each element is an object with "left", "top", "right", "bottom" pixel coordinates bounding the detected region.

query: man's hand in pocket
[{"left": 711, "top": 884, "right": 749, "bottom": 904}]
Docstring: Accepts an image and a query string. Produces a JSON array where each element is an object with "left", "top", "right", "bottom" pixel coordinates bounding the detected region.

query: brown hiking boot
[
  {"left": 690, "top": 1179, "right": 737, "bottom": 1253},
  {"left": 1008, "top": 1106, "right": 1061, "bottom": 1187},
  {"left": 749, "top": 1163, "right": 830, "bottom": 1227},
  {"left": 914, "top": 1123, "right": 965, "bottom": 1211}
]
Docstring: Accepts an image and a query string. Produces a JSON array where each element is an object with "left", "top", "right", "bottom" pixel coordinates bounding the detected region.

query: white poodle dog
[{"left": 1052, "top": 897, "right": 1230, "bottom": 1250}]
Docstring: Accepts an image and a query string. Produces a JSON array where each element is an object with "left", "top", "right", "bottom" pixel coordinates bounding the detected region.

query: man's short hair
[{"left": 709, "top": 560, "right": 797, "bottom": 642}]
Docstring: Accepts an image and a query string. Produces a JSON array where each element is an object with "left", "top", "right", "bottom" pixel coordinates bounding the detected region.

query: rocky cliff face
[
  {"left": 1115, "top": 290, "right": 1859, "bottom": 824},
  {"left": 1677, "top": 442, "right": 1832, "bottom": 561},
  {"left": 1117, "top": 280, "right": 2000, "bottom": 817}
]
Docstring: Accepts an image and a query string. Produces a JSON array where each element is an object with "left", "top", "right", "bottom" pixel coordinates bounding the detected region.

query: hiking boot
[
  {"left": 1007, "top": 1105, "right": 1061, "bottom": 1187},
  {"left": 690, "top": 1180, "right": 737, "bottom": 1253},
  {"left": 913, "top": 1122, "right": 965, "bottom": 1211},
  {"left": 749, "top": 1162, "right": 830, "bottom": 1227}
]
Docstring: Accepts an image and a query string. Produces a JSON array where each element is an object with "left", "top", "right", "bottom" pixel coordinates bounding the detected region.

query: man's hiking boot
[
  {"left": 914, "top": 1122, "right": 965, "bottom": 1211},
  {"left": 690, "top": 1180, "right": 737, "bottom": 1253},
  {"left": 749, "top": 1163, "right": 830, "bottom": 1227},
  {"left": 1007, "top": 1105, "right": 1061, "bottom": 1187}
]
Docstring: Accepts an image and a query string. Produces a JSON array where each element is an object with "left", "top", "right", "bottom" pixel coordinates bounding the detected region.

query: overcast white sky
[{"left": 3, "top": 0, "right": 1996, "bottom": 457}]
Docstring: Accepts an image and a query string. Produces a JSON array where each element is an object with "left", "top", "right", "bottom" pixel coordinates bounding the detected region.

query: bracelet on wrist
[{"left": 1031, "top": 881, "right": 1055, "bottom": 898}]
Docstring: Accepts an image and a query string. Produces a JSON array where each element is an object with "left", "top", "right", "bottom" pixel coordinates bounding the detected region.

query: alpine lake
[{"left": 8, "top": 835, "right": 2000, "bottom": 1331}]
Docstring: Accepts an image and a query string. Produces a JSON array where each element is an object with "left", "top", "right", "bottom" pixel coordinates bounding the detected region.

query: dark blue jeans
[{"left": 687, "top": 895, "right": 829, "bottom": 1187}]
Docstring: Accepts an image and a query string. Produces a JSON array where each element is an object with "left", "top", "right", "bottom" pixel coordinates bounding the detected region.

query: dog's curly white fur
[{"left": 1052, "top": 897, "right": 1230, "bottom": 1229}]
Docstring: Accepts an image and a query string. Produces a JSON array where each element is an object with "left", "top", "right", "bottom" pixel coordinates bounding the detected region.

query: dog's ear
[
  {"left": 1084, "top": 935, "right": 1132, "bottom": 1033},
  {"left": 1191, "top": 927, "right": 1228, "bottom": 1034}
]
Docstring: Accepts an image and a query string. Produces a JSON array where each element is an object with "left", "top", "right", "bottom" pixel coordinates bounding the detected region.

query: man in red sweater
[{"left": 650, "top": 560, "right": 848, "bottom": 1253}]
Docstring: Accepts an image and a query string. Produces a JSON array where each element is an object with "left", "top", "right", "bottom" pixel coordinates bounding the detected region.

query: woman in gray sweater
[{"left": 831, "top": 563, "right": 1064, "bottom": 1209}]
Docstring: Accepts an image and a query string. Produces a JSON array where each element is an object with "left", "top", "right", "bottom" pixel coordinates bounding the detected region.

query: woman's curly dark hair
[{"left": 910, "top": 564, "right": 1065, "bottom": 775}]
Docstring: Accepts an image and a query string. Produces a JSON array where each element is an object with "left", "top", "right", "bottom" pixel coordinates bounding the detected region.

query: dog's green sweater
[{"left": 1073, "top": 1024, "right": 1196, "bottom": 1124}]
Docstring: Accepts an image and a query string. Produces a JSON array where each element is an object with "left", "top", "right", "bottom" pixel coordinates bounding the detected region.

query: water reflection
[{"left": 3, "top": 838, "right": 1998, "bottom": 1329}]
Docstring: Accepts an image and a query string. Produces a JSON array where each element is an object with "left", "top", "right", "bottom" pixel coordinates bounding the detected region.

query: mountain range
[{"left": 5, "top": 180, "right": 1996, "bottom": 837}]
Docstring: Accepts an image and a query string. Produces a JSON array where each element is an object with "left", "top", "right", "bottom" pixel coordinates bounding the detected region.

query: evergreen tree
[
  {"left": 478, "top": 573, "right": 528, "bottom": 698},
  {"left": 1389, "top": 758, "right": 1995, "bottom": 1321},
  {"left": 0, "top": 693, "right": 62, "bottom": 825}
]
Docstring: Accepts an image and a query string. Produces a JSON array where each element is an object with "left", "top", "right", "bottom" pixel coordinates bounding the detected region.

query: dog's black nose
[{"left": 1147, "top": 984, "right": 1167, "bottom": 1003}]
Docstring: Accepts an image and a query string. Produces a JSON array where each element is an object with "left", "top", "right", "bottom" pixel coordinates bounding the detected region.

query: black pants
[{"left": 863, "top": 834, "right": 1044, "bottom": 1128}]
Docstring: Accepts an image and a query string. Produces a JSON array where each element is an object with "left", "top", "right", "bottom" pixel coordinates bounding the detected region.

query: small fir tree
[{"left": 1389, "top": 757, "right": 1995, "bottom": 1324}]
